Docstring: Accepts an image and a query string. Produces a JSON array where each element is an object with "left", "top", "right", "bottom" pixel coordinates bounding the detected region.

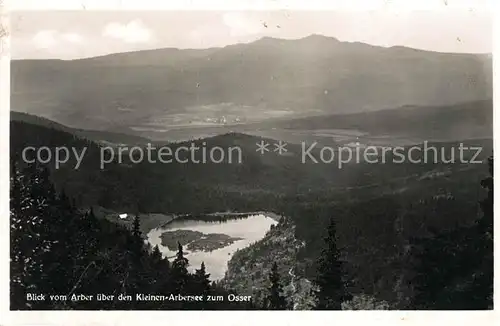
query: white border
[
  {"left": 0, "top": 1, "right": 498, "bottom": 325},
  {"left": 6, "top": 0, "right": 496, "bottom": 11}
]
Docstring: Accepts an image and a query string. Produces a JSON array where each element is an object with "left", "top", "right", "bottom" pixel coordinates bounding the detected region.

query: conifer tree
[
  {"left": 171, "top": 242, "right": 189, "bottom": 294},
  {"left": 44, "top": 187, "right": 80, "bottom": 295},
  {"left": 132, "top": 214, "right": 141, "bottom": 239},
  {"left": 87, "top": 207, "right": 99, "bottom": 230},
  {"left": 83, "top": 207, "right": 100, "bottom": 254},
  {"left": 10, "top": 160, "right": 28, "bottom": 308},
  {"left": 265, "top": 262, "right": 287, "bottom": 310},
  {"left": 149, "top": 244, "right": 169, "bottom": 284},
  {"left": 26, "top": 164, "right": 58, "bottom": 284},
  {"left": 314, "top": 217, "right": 351, "bottom": 310},
  {"left": 195, "top": 262, "right": 211, "bottom": 296},
  {"left": 126, "top": 214, "right": 145, "bottom": 297},
  {"left": 151, "top": 245, "right": 163, "bottom": 266},
  {"left": 130, "top": 214, "right": 143, "bottom": 263},
  {"left": 10, "top": 163, "right": 61, "bottom": 306}
]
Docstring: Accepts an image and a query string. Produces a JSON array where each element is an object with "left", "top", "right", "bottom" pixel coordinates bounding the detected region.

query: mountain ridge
[
  {"left": 11, "top": 34, "right": 492, "bottom": 63},
  {"left": 12, "top": 33, "right": 492, "bottom": 131}
]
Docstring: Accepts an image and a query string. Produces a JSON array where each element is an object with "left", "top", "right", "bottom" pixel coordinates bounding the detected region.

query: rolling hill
[
  {"left": 10, "top": 111, "right": 152, "bottom": 145},
  {"left": 264, "top": 99, "right": 493, "bottom": 140}
]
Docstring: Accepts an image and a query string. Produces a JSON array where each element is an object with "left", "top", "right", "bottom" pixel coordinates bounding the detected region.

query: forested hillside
[
  {"left": 10, "top": 161, "right": 256, "bottom": 310},
  {"left": 10, "top": 118, "right": 493, "bottom": 309}
]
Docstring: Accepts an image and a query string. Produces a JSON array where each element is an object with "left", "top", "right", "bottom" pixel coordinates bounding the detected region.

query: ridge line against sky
[
  {"left": 10, "top": 10, "right": 492, "bottom": 59},
  {"left": 11, "top": 34, "right": 493, "bottom": 62}
]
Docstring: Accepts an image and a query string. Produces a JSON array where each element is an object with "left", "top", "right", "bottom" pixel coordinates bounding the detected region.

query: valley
[{"left": 9, "top": 113, "right": 493, "bottom": 308}]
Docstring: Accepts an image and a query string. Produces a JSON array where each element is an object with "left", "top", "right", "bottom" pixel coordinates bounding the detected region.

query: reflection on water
[{"left": 146, "top": 214, "right": 277, "bottom": 280}]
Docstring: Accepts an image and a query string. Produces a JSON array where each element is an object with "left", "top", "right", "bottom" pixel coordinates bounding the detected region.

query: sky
[{"left": 10, "top": 9, "right": 493, "bottom": 59}]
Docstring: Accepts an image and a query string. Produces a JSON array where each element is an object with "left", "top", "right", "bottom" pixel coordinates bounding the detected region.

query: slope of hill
[
  {"left": 10, "top": 115, "right": 493, "bottom": 212},
  {"left": 11, "top": 35, "right": 492, "bottom": 131},
  {"left": 264, "top": 100, "right": 492, "bottom": 140},
  {"left": 222, "top": 218, "right": 316, "bottom": 310},
  {"left": 10, "top": 111, "right": 152, "bottom": 145}
]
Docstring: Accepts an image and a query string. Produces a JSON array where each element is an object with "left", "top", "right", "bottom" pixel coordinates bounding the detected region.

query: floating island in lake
[{"left": 160, "top": 230, "right": 243, "bottom": 252}]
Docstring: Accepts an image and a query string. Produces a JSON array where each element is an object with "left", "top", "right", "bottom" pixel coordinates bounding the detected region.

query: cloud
[
  {"left": 102, "top": 20, "right": 153, "bottom": 43},
  {"left": 61, "top": 32, "right": 83, "bottom": 44},
  {"left": 222, "top": 12, "right": 265, "bottom": 37},
  {"left": 32, "top": 30, "right": 57, "bottom": 49},
  {"left": 32, "top": 30, "right": 84, "bottom": 49}
]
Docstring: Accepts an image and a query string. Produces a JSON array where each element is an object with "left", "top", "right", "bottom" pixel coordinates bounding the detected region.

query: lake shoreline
[
  {"left": 156, "top": 211, "right": 282, "bottom": 229},
  {"left": 145, "top": 213, "right": 279, "bottom": 280},
  {"left": 160, "top": 229, "right": 244, "bottom": 252}
]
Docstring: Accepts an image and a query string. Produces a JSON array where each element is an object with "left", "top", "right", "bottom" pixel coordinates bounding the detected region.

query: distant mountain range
[{"left": 11, "top": 34, "right": 492, "bottom": 131}]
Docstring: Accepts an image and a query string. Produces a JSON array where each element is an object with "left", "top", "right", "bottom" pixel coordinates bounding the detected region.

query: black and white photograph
[{"left": 3, "top": 1, "right": 494, "bottom": 315}]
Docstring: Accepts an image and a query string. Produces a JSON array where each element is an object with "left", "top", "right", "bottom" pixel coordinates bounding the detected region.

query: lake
[{"left": 146, "top": 214, "right": 278, "bottom": 280}]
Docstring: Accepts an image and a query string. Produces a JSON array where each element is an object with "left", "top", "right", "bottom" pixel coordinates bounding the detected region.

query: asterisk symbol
[
  {"left": 274, "top": 141, "right": 288, "bottom": 155},
  {"left": 256, "top": 140, "right": 270, "bottom": 155}
]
